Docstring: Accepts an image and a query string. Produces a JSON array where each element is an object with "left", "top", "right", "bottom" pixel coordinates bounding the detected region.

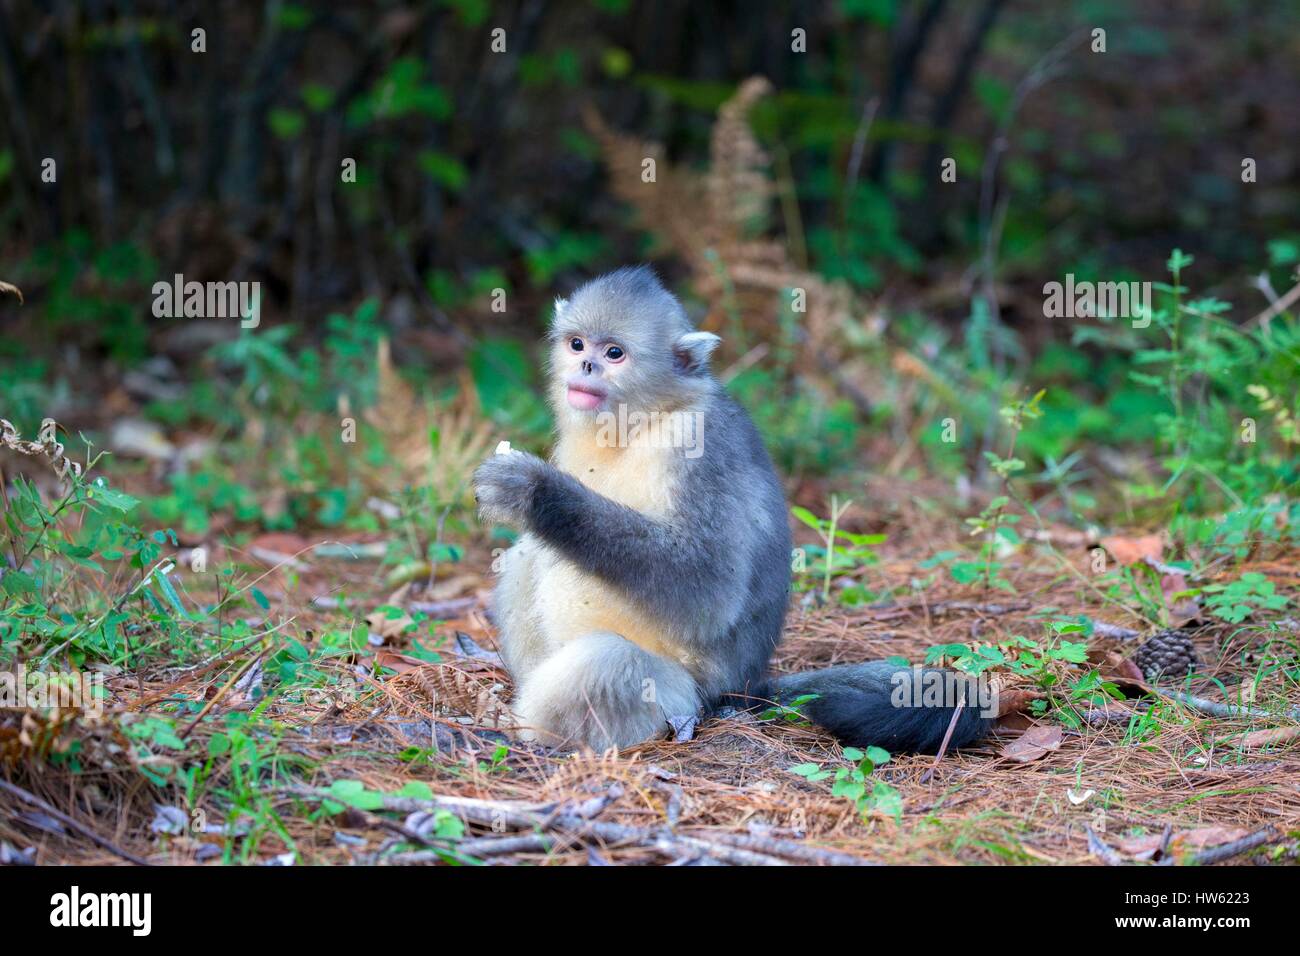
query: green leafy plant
[
  {"left": 758, "top": 692, "right": 819, "bottom": 724},
  {"left": 928, "top": 621, "right": 1119, "bottom": 726},
  {"left": 1200, "top": 572, "right": 1289, "bottom": 624},
  {"left": 791, "top": 497, "right": 886, "bottom": 604},
  {"left": 790, "top": 745, "right": 902, "bottom": 823},
  {"left": 731, "top": 372, "right": 862, "bottom": 478},
  {"left": 1, "top": 425, "right": 179, "bottom": 665},
  {"left": 961, "top": 390, "right": 1044, "bottom": 593},
  {"left": 17, "top": 230, "right": 157, "bottom": 361},
  {"left": 1083, "top": 250, "right": 1300, "bottom": 534},
  {"left": 320, "top": 778, "right": 473, "bottom": 864}
]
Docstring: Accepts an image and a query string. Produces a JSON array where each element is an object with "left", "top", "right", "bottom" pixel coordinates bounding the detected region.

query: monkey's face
[
  {"left": 556, "top": 332, "right": 623, "bottom": 412},
  {"left": 548, "top": 271, "right": 718, "bottom": 424}
]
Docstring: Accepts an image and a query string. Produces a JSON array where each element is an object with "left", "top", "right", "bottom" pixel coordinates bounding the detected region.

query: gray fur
[
  {"left": 475, "top": 266, "right": 788, "bottom": 748},
  {"left": 475, "top": 266, "right": 987, "bottom": 754},
  {"left": 763, "top": 662, "right": 992, "bottom": 754}
]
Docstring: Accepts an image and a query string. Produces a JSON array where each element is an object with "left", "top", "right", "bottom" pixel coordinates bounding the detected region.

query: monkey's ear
[
  {"left": 674, "top": 331, "right": 722, "bottom": 373},
  {"left": 550, "top": 297, "right": 569, "bottom": 326}
]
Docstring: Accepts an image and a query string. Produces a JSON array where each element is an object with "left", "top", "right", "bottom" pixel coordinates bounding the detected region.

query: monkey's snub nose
[{"left": 567, "top": 384, "right": 606, "bottom": 411}]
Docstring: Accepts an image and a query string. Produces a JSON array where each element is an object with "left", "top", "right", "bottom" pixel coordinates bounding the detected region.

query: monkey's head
[{"left": 547, "top": 266, "right": 720, "bottom": 423}]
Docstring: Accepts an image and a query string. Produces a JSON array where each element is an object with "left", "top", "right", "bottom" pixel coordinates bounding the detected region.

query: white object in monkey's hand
[
  {"left": 474, "top": 445, "right": 549, "bottom": 529},
  {"left": 495, "top": 440, "right": 512, "bottom": 455}
]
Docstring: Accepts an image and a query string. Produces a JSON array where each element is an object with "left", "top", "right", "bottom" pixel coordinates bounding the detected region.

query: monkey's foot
[{"left": 513, "top": 632, "right": 700, "bottom": 751}]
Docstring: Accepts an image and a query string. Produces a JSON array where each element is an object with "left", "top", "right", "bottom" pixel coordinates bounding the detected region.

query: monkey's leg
[{"left": 514, "top": 632, "right": 699, "bottom": 751}]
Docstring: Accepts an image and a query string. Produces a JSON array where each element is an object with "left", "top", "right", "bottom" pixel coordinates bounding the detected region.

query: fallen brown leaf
[
  {"left": 1157, "top": 567, "right": 1202, "bottom": 624},
  {"left": 1114, "top": 832, "right": 1165, "bottom": 860},
  {"left": 999, "top": 724, "right": 1062, "bottom": 762},
  {"left": 426, "top": 573, "right": 480, "bottom": 601},
  {"left": 365, "top": 609, "right": 415, "bottom": 642},
  {"left": 1172, "top": 826, "right": 1251, "bottom": 852},
  {"left": 1101, "top": 533, "right": 1163, "bottom": 566},
  {"left": 370, "top": 649, "right": 428, "bottom": 674},
  {"left": 994, "top": 712, "right": 1036, "bottom": 733},
  {"left": 1234, "top": 725, "right": 1300, "bottom": 750},
  {"left": 1088, "top": 648, "right": 1145, "bottom": 683}
]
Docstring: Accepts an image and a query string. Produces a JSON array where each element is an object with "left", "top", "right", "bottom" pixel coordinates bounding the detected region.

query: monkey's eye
[
  {"left": 604, "top": 345, "right": 625, "bottom": 363},
  {"left": 568, "top": 337, "right": 584, "bottom": 353}
]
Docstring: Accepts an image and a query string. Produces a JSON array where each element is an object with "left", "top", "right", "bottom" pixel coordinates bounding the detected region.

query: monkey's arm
[{"left": 474, "top": 452, "right": 731, "bottom": 604}]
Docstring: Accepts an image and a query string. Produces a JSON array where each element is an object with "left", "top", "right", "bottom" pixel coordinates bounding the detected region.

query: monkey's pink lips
[{"left": 566, "top": 384, "right": 607, "bottom": 411}]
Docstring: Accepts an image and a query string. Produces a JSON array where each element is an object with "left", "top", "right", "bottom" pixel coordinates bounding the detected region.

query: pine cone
[{"left": 1135, "top": 628, "right": 1197, "bottom": 681}]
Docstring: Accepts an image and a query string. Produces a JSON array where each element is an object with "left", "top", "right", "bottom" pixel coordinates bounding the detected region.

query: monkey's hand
[{"left": 473, "top": 450, "right": 550, "bottom": 529}]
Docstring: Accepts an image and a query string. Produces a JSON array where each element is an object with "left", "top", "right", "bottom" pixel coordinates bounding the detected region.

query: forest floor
[{"left": 4, "top": 479, "right": 1298, "bottom": 867}]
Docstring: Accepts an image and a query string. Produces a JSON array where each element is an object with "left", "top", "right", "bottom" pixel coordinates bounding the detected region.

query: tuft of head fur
[{"left": 548, "top": 266, "right": 719, "bottom": 421}]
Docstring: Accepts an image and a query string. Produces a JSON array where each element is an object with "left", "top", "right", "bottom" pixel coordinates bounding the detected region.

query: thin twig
[
  {"left": 178, "top": 643, "right": 273, "bottom": 740},
  {"left": 1156, "top": 823, "right": 1174, "bottom": 860},
  {"left": 1246, "top": 275, "right": 1300, "bottom": 328},
  {"left": 921, "top": 698, "right": 966, "bottom": 784},
  {"left": 842, "top": 95, "right": 880, "bottom": 207}
]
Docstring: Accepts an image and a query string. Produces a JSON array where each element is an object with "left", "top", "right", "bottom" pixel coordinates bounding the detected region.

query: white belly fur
[{"left": 531, "top": 426, "right": 687, "bottom": 664}]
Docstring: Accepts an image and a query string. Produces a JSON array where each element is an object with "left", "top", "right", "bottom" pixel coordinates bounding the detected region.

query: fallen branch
[
  {"left": 1080, "top": 704, "right": 1141, "bottom": 726},
  {"left": 1247, "top": 274, "right": 1300, "bottom": 328},
  {"left": 249, "top": 545, "right": 312, "bottom": 572},
  {"left": 341, "top": 802, "right": 556, "bottom": 862},
  {"left": 707, "top": 830, "right": 874, "bottom": 866},
  {"left": 310, "top": 595, "right": 478, "bottom": 617},
  {"left": 857, "top": 598, "right": 1030, "bottom": 622},
  {"left": 1091, "top": 621, "right": 1142, "bottom": 641},
  {"left": 280, "top": 786, "right": 853, "bottom": 865},
  {"left": 928, "top": 599, "right": 1030, "bottom": 616},
  {"left": 385, "top": 834, "right": 554, "bottom": 863},
  {"left": 1157, "top": 825, "right": 1281, "bottom": 867},
  {"left": 1154, "top": 688, "right": 1300, "bottom": 722},
  {"left": 0, "top": 778, "right": 151, "bottom": 866}
]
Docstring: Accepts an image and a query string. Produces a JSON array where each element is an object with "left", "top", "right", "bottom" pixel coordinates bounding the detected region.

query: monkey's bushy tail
[{"left": 755, "top": 661, "right": 993, "bottom": 755}]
